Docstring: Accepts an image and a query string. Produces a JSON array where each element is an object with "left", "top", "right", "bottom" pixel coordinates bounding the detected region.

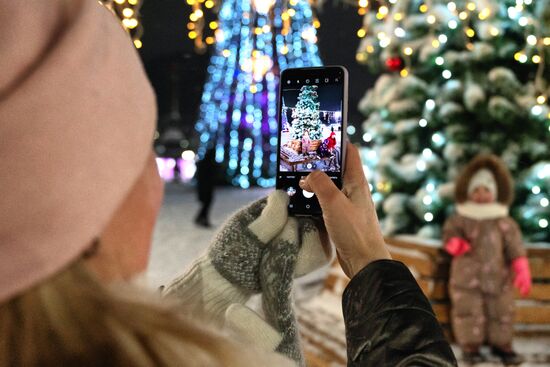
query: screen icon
[
  {"left": 297, "top": 80, "right": 300, "bottom": 83},
  {"left": 287, "top": 80, "right": 291, "bottom": 84},
  {"left": 315, "top": 78, "right": 320, "bottom": 83},
  {"left": 305, "top": 79, "right": 310, "bottom": 84},
  {"left": 335, "top": 78, "right": 340, "bottom": 82},
  {"left": 325, "top": 78, "right": 329, "bottom": 83}
]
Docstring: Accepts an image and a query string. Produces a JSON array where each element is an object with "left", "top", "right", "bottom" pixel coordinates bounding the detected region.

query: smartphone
[{"left": 276, "top": 66, "right": 348, "bottom": 216}]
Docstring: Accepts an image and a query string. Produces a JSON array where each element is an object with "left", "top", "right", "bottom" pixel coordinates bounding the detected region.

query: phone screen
[{"left": 276, "top": 66, "right": 348, "bottom": 216}]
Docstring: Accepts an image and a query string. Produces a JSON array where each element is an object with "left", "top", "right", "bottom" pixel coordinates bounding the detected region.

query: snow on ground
[{"left": 148, "top": 184, "right": 550, "bottom": 366}]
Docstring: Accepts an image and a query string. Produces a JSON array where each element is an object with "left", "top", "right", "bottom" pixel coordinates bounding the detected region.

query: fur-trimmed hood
[{"left": 454, "top": 154, "right": 514, "bottom": 206}]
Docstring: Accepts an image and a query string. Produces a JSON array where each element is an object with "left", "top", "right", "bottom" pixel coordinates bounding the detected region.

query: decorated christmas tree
[
  {"left": 356, "top": 0, "right": 550, "bottom": 242},
  {"left": 291, "top": 85, "right": 322, "bottom": 140},
  {"left": 195, "top": 0, "right": 322, "bottom": 188}
]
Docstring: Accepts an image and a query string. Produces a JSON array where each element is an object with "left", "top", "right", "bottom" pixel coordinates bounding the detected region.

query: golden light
[
  {"left": 366, "top": 45, "right": 375, "bottom": 53},
  {"left": 465, "top": 28, "right": 475, "bottom": 38},
  {"left": 466, "top": 42, "right": 474, "bottom": 50},
  {"left": 252, "top": 50, "right": 260, "bottom": 57},
  {"left": 250, "top": 84, "right": 257, "bottom": 93},
  {"left": 544, "top": 37, "right": 550, "bottom": 46},
  {"left": 122, "top": 18, "right": 138, "bottom": 29},
  {"left": 313, "top": 19, "right": 321, "bottom": 28},
  {"left": 114, "top": 0, "right": 125, "bottom": 4},
  {"left": 379, "top": 6, "right": 389, "bottom": 15},
  {"left": 466, "top": 2, "right": 476, "bottom": 11},
  {"left": 419, "top": 4, "right": 428, "bottom": 13},
  {"left": 358, "top": 8, "right": 366, "bottom": 15},
  {"left": 478, "top": 8, "right": 491, "bottom": 20},
  {"left": 432, "top": 39, "right": 440, "bottom": 48},
  {"left": 290, "top": 0, "right": 298, "bottom": 5},
  {"left": 133, "top": 39, "right": 142, "bottom": 48},
  {"left": 394, "top": 12, "right": 403, "bottom": 21},
  {"left": 404, "top": 47, "right": 413, "bottom": 55},
  {"left": 205, "top": 37, "right": 215, "bottom": 45},
  {"left": 537, "top": 95, "right": 546, "bottom": 104},
  {"left": 400, "top": 69, "right": 409, "bottom": 77},
  {"left": 205, "top": 0, "right": 214, "bottom": 8},
  {"left": 358, "top": 0, "right": 368, "bottom": 7},
  {"left": 514, "top": 52, "right": 522, "bottom": 61},
  {"left": 288, "top": 8, "right": 296, "bottom": 16},
  {"left": 376, "top": 12, "right": 385, "bottom": 20},
  {"left": 187, "top": 22, "right": 195, "bottom": 30},
  {"left": 189, "top": 13, "right": 198, "bottom": 21},
  {"left": 356, "top": 53, "right": 366, "bottom": 62},
  {"left": 222, "top": 49, "right": 231, "bottom": 57},
  {"left": 186, "top": 0, "right": 195, "bottom": 4},
  {"left": 254, "top": 27, "right": 263, "bottom": 35},
  {"left": 281, "top": 45, "right": 289, "bottom": 54},
  {"left": 357, "top": 28, "right": 367, "bottom": 38},
  {"left": 128, "top": 0, "right": 138, "bottom": 4},
  {"left": 532, "top": 55, "right": 541, "bottom": 63},
  {"left": 188, "top": 31, "right": 198, "bottom": 39},
  {"left": 490, "top": 27, "right": 499, "bottom": 36},
  {"left": 459, "top": 11, "right": 468, "bottom": 20},
  {"left": 427, "top": 15, "right": 436, "bottom": 24},
  {"left": 281, "top": 12, "right": 289, "bottom": 21},
  {"left": 122, "top": 8, "right": 134, "bottom": 17},
  {"left": 209, "top": 21, "right": 218, "bottom": 29},
  {"left": 252, "top": 0, "right": 276, "bottom": 15}
]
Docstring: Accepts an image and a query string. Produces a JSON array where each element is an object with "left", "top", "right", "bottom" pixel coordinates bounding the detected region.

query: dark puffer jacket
[{"left": 342, "top": 260, "right": 458, "bottom": 366}]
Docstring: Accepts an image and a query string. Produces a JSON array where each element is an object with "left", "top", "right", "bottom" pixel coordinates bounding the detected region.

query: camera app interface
[{"left": 279, "top": 80, "right": 343, "bottom": 173}]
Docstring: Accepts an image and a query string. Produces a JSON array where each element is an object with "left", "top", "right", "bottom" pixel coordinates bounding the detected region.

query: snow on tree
[
  {"left": 355, "top": 0, "right": 550, "bottom": 242},
  {"left": 291, "top": 85, "right": 322, "bottom": 140}
]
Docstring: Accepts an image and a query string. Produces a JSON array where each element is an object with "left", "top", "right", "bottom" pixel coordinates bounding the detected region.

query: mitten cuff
[{"left": 164, "top": 256, "right": 251, "bottom": 322}]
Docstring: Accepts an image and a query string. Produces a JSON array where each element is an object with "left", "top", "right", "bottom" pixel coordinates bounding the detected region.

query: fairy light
[
  {"left": 419, "top": 118, "right": 428, "bottom": 127},
  {"left": 400, "top": 69, "right": 409, "bottom": 77},
  {"left": 544, "top": 37, "right": 550, "bottom": 46},
  {"left": 442, "top": 70, "right": 452, "bottom": 79},
  {"left": 427, "top": 15, "right": 436, "bottom": 24},
  {"left": 395, "top": 27, "right": 406, "bottom": 38},
  {"left": 195, "top": 0, "right": 322, "bottom": 186},
  {"left": 448, "top": 20, "right": 458, "bottom": 29},
  {"left": 425, "top": 212, "right": 434, "bottom": 222},
  {"left": 447, "top": 2, "right": 456, "bottom": 12},
  {"left": 478, "top": 8, "right": 491, "bottom": 20},
  {"left": 466, "top": 28, "right": 475, "bottom": 37},
  {"left": 419, "top": 4, "right": 428, "bottom": 13},
  {"left": 540, "top": 219, "right": 549, "bottom": 229},
  {"left": 133, "top": 39, "right": 142, "bottom": 48},
  {"left": 432, "top": 39, "right": 440, "bottom": 48},
  {"left": 100, "top": 0, "right": 143, "bottom": 48},
  {"left": 394, "top": 12, "right": 404, "bottom": 21},
  {"left": 438, "top": 34, "right": 448, "bottom": 44},
  {"left": 541, "top": 198, "right": 549, "bottom": 207},
  {"left": 537, "top": 95, "right": 546, "bottom": 104},
  {"left": 490, "top": 27, "right": 500, "bottom": 36},
  {"left": 435, "top": 56, "right": 444, "bottom": 65},
  {"left": 404, "top": 47, "right": 413, "bottom": 55},
  {"left": 518, "top": 16, "right": 528, "bottom": 26},
  {"left": 466, "top": 2, "right": 476, "bottom": 11},
  {"left": 533, "top": 55, "right": 541, "bottom": 63},
  {"left": 527, "top": 35, "right": 537, "bottom": 45},
  {"left": 459, "top": 11, "right": 468, "bottom": 20},
  {"left": 357, "top": 28, "right": 367, "bottom": 38}
]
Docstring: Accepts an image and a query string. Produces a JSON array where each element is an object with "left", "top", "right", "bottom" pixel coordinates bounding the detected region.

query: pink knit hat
[{"left": 0, "top": 0, "right": 156, "bottom": 302}]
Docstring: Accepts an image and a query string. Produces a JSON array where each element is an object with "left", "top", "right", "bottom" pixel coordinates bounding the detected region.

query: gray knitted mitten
[{"left": 164, "top": 190, "right": 330, "bottom": 366}]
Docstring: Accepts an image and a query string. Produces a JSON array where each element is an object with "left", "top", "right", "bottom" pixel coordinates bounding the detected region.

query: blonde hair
[{"left": 0, "top": 259, "right": 291, "bottom": 367}]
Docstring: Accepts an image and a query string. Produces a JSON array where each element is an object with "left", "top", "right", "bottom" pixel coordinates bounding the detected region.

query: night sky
[{"left": 138, "top": 0, "right": 377, "bottom": 145}]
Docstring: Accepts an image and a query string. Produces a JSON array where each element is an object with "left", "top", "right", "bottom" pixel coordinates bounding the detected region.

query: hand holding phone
[
  {"left": 276, "top": 66, "right": 348, "bottom": 216},
  {"left": 299, "top": 144, "right": 391, "bottom": 278}
]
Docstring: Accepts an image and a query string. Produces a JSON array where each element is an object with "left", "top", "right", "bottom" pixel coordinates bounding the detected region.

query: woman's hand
[{"left": 299, "top": 143, "right": 391, "bottom": 278}]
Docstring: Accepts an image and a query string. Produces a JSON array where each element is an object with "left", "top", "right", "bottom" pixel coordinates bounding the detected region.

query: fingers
[
  {"left": 343, "top": 144, "right": 367, "bottom": 186},
  {"left": 300, "top": 170, "right": 345, "bottom": 209}
]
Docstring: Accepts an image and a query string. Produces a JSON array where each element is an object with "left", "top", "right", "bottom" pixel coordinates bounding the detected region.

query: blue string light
[{"left": 195, "top": 0, "right": 322, "bottom": 187}]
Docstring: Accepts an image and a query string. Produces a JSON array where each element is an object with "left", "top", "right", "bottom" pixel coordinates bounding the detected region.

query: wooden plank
[
  {"left": 530, "top": 257, "right": 550, "bottom": 279},
  {"left": 385, "top": 235, "right": 442, "bottom": 257},
  {"left": 515, "top": 283, "right": 550, "bottom": 301},
  {"left": 432, "top": 302, "right": 550, "bottom": 325}
]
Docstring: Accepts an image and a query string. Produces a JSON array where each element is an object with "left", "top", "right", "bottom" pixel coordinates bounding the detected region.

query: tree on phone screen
[{"left": 291, "top": 85, "right": 322, "bottom": 141}]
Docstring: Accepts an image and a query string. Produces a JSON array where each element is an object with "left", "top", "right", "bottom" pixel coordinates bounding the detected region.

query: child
[
  {"left": 301, "top": 130, "right": 311, "bottom": 156},
  {"left": 443, "top": 154, "right": 532, "bottom": 365}
]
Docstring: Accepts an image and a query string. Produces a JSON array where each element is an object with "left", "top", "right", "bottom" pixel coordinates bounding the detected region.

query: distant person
[
  {"left": 194, "top": 149, "right": 218, "bottom": 227},
  {"left": 301, "top": 130, "right": 311, "bottom": 156}
]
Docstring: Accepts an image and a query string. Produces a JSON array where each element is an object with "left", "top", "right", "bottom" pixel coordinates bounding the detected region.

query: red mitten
[
  {"left": 444, "top": 237, "right": 471, "bottom": 257},
  {"left": 511, "top": 257, "right": 532, "bottom": 297}
]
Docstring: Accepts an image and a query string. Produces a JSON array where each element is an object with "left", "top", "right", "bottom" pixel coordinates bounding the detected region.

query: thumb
[{"left": 300, "top": 170, "right": 346, "bottom": 209}]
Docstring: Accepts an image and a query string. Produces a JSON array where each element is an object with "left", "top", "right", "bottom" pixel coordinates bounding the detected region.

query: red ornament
[{"left": 385, "top": 56, "right": 403, "bottom": 72}]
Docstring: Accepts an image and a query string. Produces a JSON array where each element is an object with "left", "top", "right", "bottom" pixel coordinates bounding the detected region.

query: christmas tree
[
  {"left": 291, "top": 85, "right": 322, "bottom": 140},
  {"left": 195, "top": 0, "right": 322, "bottom": 188},
  {"left": 356, "top": 0, "right": 550, "bottom": 242}
]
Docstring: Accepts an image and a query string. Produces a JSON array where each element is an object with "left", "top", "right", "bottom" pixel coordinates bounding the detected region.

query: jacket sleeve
[
  {"left": 442, "top": 214, "right": 465, "bottom": 244},
  {"left": 501, "top": 217, "right": 527, "bottom": 262},
  {"left": 342, "top": 260, "right": 457, "bottom": 367}
]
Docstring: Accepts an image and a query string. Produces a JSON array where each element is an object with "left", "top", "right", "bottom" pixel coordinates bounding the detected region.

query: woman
[{"left": 0, "top": 1, "right": 457, "bottom": 366}]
